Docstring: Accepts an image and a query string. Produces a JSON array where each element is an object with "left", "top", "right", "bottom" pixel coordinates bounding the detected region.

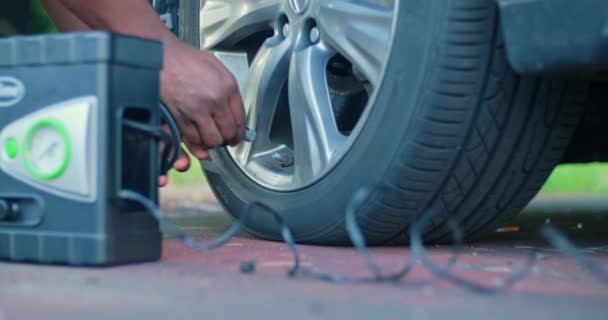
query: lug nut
[
  {"left": 0, "top": 200, "right": 9, "bottom": 220},
  {"left": 10, "top": 202, "right": 19, "bottom": 214},
  {"left": 282, "top": 23, "right": 290, "bottom": 37},
  {"left": 309, "top": 27, "right": 320, "bottom": 44},
  {"left": 272, "top": 152, "right": 294, "bottom": 168}
]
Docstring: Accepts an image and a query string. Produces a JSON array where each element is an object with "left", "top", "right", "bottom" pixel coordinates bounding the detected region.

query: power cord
[
  {"left": 541, "top": 225, "right": 608, "bottom": 283},
  {"left": 159, "top": 102, "right": 181, "bottom": 170},
  {"left": 119, "top": 103, "right": 608, "bottom": 292},
  {"left": 122, "top": 103, "right": 180, "bottom": 176},
  {"left": 119, "top": 189, "right": 302, "bottom": 276}
]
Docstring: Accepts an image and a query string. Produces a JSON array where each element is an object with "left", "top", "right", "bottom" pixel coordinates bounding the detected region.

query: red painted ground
[{"left": 1, "top": 195, "right": 607, "bottom": 320}]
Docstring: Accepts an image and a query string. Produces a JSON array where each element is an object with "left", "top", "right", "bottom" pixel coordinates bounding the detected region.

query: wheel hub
[
  {"left": 200, "top": 0, "right": 397, "bottom": 191},
  {"left": 281, "top": 0, "right": 321, "bottom": 48}
]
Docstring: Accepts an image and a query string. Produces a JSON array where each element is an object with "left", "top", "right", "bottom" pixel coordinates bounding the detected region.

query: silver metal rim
[{"left": 200, "top": 0, "right": 398, "bottom": 191}]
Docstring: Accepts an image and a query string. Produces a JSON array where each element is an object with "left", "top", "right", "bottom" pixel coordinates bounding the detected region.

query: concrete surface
[{"left": 1, "top": 186, "right": 607, "bottom": 320}]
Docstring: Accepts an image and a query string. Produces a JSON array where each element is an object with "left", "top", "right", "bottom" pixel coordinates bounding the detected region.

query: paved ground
[{"left": 1, "top": 185, "right": 607, "bottom": 320}]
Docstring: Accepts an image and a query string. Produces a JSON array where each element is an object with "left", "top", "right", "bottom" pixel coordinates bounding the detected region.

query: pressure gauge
[{"left": 23, "top": 119, "right": 71, "bottom": 180}]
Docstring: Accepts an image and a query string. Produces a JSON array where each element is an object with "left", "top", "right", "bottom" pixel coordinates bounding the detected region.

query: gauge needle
[{"left": 38, "top": 141, "right": 59, "bottom": 160}]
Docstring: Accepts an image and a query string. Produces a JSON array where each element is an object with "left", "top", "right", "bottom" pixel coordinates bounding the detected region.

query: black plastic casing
[{"left": 0, "top": 32, "right": 163, "bottom": 265}]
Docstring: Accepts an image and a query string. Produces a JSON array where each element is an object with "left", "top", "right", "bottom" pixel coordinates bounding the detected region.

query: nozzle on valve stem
[{"left": 244, "top": 128, "right": 256, "bottom": 142}]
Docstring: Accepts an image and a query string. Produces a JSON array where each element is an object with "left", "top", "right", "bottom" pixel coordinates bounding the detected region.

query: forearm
[
  {"left": 41, "top": 0, "right": 90, "bottom": 32},
  {"left": 50, "top": 0, "right": 177, "bottom": 45}
]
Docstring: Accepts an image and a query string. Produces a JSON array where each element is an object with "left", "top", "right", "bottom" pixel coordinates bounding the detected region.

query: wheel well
[{"left": 561, "top": 82, "right": 608, "bottom": 163}]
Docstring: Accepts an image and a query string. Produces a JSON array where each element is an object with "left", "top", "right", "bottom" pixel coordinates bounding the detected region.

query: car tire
[{"left": 197, "top": 0, "right": 588, "bottom": 245}]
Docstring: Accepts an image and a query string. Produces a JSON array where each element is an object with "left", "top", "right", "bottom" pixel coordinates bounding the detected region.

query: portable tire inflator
[{"left": 0, "top": 32, "right": 169, "bottom": 265}]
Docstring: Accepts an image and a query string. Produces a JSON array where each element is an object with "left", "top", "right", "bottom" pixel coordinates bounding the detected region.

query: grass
[{"left": 540, "top": 163, "right": 608, "bottom": 195}]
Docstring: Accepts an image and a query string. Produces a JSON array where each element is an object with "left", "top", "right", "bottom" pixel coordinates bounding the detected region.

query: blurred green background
[
  {"left": 5, "top": 0, "right": 608, "bottom": 196},
  {"left": 167, "top": 157, "right": 608, "bottom": 196},
  {"left": 0, "top": 0, "right": 56, "bottom": 35},
  {"left": 541, "top": 163, "right": 608, "bottom": 195}
]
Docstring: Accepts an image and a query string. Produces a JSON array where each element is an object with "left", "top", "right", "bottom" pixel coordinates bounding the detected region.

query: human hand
[{"left": 160, "top": 38, "right": 246, "bottom": 161}]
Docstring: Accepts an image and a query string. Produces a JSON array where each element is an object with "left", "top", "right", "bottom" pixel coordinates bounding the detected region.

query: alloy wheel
[{"left": 200, "top": 0, "right": 397, "bottom": 191}]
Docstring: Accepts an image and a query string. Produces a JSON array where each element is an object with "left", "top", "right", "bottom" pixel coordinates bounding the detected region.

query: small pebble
[
  {"left": 577, "top": 223, "right": 583, "bottom": 229},
  {"left": 240, "top": 261, "right": 256, "bottom": 274}
]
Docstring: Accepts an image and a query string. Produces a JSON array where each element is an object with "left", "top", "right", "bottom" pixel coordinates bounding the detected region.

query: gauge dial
[{"left": 23, "top": 119, "right": 71, "bottom": 180}]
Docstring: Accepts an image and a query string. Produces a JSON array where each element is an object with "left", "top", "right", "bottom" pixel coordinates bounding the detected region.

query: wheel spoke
[
  {"left": 315, "top": 0, "right": 394, "bottom": 86},
  {"left": 200, "top": 0, "right": 281, "bottom": 49},
  {"left": 288, "top": 44, "right": 347, "bottom": 183},
  {"left": 232, "top": 36, "right": 292, "bottom": 164}
]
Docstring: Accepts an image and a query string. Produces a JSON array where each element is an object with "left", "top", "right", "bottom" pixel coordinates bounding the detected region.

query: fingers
[
  {"left": 173, "top": 109, "right": 209, "bottom": 159},
  {"left": 172, "top": 100, "right": 225, "bottom": 156},
  {"left": 197, "top": 114, "right": 224, "bottom": 149},
  {"left": 184, "top": 142, "right": 206, "bottom": 160},
  {"left": 158, "top": 148, "right": 191, "bottom": 188},
  {"left": 213, "top": 102, "right": 239, "bottom": 146},
  {"left": 228, "top": 91, "right": 246, "bottom": 145},
  {"left": 207, "top": 74, "right": 245, "bottom": 147},
  {"left": 159, "top": 175, "right": 168, "bottom": 187},
  {"left": 173, "top": 147, "right": 191, "bottom": 172},
  {"left": 186, "top": 98, "right": 244, "bottom": 152}
]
